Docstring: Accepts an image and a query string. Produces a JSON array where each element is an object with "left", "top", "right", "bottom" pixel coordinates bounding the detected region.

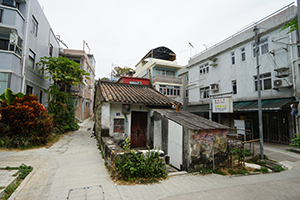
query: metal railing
[{"left": 153, "top": 75, "right": 182, "bottom": 84}]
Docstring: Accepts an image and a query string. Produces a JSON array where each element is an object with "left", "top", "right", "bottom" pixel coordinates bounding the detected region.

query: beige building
[
  {"left": 60, "top": 49, "right": 96, "bottom": 122},
  {"left": 133, "top": 46, "right": 183, "bottom": 103}
]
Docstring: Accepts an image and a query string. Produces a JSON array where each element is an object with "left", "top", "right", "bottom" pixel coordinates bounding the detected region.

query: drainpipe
[
  {"left": 81, "top": 98, "right": 85, "bottom": 122},
  {"left": 21, "top": 0, "right": 31, "bottom": 93},
  {"left": 124, "top": 114, "right": 128, "bottom": 137},
  {"left": 289, "top": 32, "right": 300, "bottom": 134},
  {"left": 289, "top": 32, "right": 297, "bottom": 97}
]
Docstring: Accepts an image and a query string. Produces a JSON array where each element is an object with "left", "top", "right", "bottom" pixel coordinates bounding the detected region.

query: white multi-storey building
[
  {"left": 184, "top": 4, "right": 300, "bottom": 144},
  {"left": 0, "top": 0, "right": 59, "bottom": 103}
]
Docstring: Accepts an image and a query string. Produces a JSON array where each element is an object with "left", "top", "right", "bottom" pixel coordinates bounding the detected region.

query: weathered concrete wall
[
  {"left": 189, "top": 129, "right": 227, "bottom": 170},
  {"left": 182, "top": 127, "right": 190, "bottom": 171},
  {"left": 153, "top": 112, "right": 169, "bottom": 154},
  {"left": 94, "top": 84, "right": 102, "bottom": 142}
]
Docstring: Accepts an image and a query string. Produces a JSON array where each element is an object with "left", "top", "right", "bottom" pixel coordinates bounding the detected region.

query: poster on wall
[{"left": 213, "top": 97, "right": 233, "bottom": 113}]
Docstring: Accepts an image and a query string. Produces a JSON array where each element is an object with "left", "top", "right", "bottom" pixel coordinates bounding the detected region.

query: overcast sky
[{"left": 37, "top": 0, "right": 295, "bottom": 79}]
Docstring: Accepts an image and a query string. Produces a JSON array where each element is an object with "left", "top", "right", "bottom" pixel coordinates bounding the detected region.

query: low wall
[{"left": 100, "top": 137, "right": 165, "bottom": 178}]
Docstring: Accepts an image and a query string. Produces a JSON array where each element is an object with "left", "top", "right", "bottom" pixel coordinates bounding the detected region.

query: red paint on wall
[{"left": 116, "top": 76, "right": 150, "bottom": 85}]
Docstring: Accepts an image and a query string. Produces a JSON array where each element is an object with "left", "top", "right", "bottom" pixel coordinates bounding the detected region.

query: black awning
[
  {"left": 233, "top": 98, "right": 294, "bottom": 111},
  {"left": 182, "top": 98, "right": 294, "bottom": 113}
]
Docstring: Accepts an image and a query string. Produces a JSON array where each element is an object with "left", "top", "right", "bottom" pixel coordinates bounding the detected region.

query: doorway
[{"left": 131, "top": 111, "right": 147, "bottom": 148}]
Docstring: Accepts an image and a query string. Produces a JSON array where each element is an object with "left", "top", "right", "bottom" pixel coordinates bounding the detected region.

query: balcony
[{"left": 153, "top": 75, "right": 182, "bottom": 85}]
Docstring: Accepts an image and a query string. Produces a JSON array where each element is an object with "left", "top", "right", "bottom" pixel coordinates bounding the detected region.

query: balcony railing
[{"left": 153, "top": 75, "right": 182, "bottom": 84}]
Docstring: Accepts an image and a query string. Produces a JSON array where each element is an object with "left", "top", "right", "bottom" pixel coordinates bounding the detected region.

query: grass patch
[
  {"left": 273, "top": 165, "right": 285, "bottom": 172},
  {"left": 1, "top": 164, "right": 33, "bottom": 200},
  {"left": 260, "top": 167, "right": 269, "bottom": 174},
  {"left": 213, "top": 169, "right": 226, "bottom": 175}
]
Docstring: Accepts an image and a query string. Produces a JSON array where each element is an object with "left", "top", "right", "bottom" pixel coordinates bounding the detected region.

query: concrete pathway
[
  {"left": 1, "top": 118, "right": 300, "bottom": 199},
  {"left": 0, "top": 117, "right": 121, "bottom": 200}
]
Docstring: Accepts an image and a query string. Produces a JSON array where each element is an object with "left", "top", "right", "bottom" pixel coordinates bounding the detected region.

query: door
[
  {"left": 168, "top": 120, "right": 183, "bottom": 170},
  {"left": 131, "top": 112, "right": 147, "bottom": 148}
]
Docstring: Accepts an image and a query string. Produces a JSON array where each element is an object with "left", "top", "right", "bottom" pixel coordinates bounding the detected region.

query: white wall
[
  {"left": 154, "top": 120, "right": 162, "bottom": 149},
  {"left": 188, "top": 16, "right": 298, "bottom": 104},
  {"left": 101, "top": 102, "right": 110, "bottom": 131},
  {"left": 107, "top": 103, "right": 150, "bottom": 138}
]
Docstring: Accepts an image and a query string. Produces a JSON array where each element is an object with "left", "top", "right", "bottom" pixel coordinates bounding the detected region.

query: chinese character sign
[{"left": 213, "top": 97, "right": 233, "bottom": 113}]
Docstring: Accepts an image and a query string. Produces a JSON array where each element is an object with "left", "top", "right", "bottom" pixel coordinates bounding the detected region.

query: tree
[
  {"left": 112, "top": 66, "right": 135, "bottom": 77},
  {"left": 38, "top": 56, "right": 89, "bottom": 92},
  {"left": 37, "top": 56, "right": 90, "bottom": 133},
  {"left": 100, "top": 77, "right": 110, "bottom": 81},
  {"left": 280, "top": 18, "right": 298, "bottom": 34}
]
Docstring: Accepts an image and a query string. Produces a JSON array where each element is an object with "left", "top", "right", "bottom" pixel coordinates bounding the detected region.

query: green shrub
[
  {"left": 115, "top": 148, "right": 167, "bottom": 181},
  {"left": 273, "top": 165, "right": 285, "bottom": 172},
  {"left": 46, "top": 85, "right": 79, "bottom": 134},
  {"left": 231, "top": 147, "right": 252, "bottom": 156},
  {"left": 290, "top": 133, "right": 300, "bottom": 149}
]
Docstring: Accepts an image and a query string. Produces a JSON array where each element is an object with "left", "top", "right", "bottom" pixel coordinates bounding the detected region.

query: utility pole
[{"left": 254, "top": 25, "right": 264, "bottom": 159}]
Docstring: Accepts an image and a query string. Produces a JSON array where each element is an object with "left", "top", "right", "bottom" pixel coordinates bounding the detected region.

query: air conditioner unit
[
  {"left": 89, "top": 85, "right": 93, "bottom": 89},
  {"left": 209, "top": 57, "right": 218, "bottom": 67},
  {"left": 273, "top": 78, "right": 292, "bottom": 88},
  {"left": 9, "top": 33, "right": 18, "bottom": 46},
  {"left": 210, "top": 83, "right": 219, "bottom": 91}
]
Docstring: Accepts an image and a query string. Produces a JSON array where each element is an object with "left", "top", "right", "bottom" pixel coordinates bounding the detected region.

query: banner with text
[{"left": 213, "top": 97, "right": 233, "bottom": 113}]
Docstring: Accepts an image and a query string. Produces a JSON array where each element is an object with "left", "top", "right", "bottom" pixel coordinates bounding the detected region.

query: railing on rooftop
[{"left": 153, "top": 75, "right": 182, "bottom": 84}]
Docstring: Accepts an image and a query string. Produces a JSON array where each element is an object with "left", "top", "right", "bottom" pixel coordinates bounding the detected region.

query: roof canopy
[
  {"left": 153, "top": 108, "right": 229, "bottom": 130},
  {"left": 139, "top": 46, "right": 176, "bottom": 63}
]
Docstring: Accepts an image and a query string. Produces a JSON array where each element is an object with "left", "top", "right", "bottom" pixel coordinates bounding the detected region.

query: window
[
  {"left": 39, "top": 90, "right": 43, "bottom": 103},
  {"left": 0, "top": 9, "right": 3, "bottom": 23},
  {"left": 232, "top": 80, "right": 237, "bottom": 94},
  {"left": 159, "top": 85, "right": 180, "bottom": 96},
  {"left": 199, "top": 63, "right": 209, "bottom": 76},
  {"left": 129, "top": 81, "right": 141, "bottom": 85},
  {"left": 0, "top": 73, "right": 8, "bottom": 94},
  {"left": 254, "top": 73, "right": 272, "bottom": 91},
  {"left": 200, "top": 86, "right": 210, "bottom": 99},
  {"left": 15, "top": 37, "right": 23, "bottom": 56},
  {"left": 185, "top": 75, "right": 189, "bottom": 82},
  {"left": 26, "top": 85, "right": 33, "bottom": 94},
  {"left": 28, "top": 49, "right": 36, "bottom": 69},
  {"left": 32, "top": 16, "right": 38, "bottom": 37},
  {"left": 156, "top": 69, "right": 175, "bottom": 77},
  {"left": 241, "top": 47, "right": 246, "bottom": 61},
  {"left": 253, "top": 38, "right": 269, "bottom": 57},
  {"left": 2, "top": 0, "right": 15, "bottom": 7},
  {"left": 0, "top": 39, "right": 9, "bottom": 51},
  {"left": 114, "top": 119, "right": 124, "bottom": 133},
  {"left": 185, "top": 89, "right": 189, "bottom": 98},
  {"left": 74, "top": 97, "right": 79, "bottom": 107},
  {"left": 49, "top": 44, "right": 53, "bottom": 56},
  {"left": 231, "top": 52, "right": 235, "bottom": 65}
]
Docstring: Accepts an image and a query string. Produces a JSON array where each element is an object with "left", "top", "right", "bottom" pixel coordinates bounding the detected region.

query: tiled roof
[
  {"left": 153, "top": 108, "right": 229, "bottom": 130},
  {"left": 98, "top": 81, "right": 178, "bottom": 106}
]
